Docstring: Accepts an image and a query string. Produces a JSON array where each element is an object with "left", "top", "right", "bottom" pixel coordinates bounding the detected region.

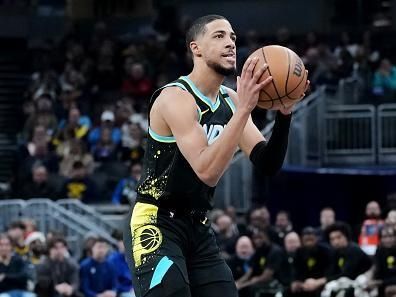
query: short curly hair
[{"left": 325, "top": 221, "right": 352, "bottom": 242}]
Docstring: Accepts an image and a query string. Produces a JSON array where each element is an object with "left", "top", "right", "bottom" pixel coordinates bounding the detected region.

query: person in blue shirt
[
  {"left": 79, "top": 237, "right": 117, "bottom": 297},
  {"left": 112, "top": 163, "right": 142, "bottom": 205},
  {"left": 88, "top": 111, "right": 121, "bottom": 148},
  {"left": 108, "top": 230, "right": 134, "bottom": 297}
]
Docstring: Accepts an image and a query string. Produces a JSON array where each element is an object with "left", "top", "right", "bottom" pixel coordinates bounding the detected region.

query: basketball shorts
[{"left": 123, "top": 202, "right": 237, "bottom": 297}]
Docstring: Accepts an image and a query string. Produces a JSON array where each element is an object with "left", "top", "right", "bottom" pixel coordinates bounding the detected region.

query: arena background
[{"left": 0, "top": 1, "right": 395, "bottom": 297}]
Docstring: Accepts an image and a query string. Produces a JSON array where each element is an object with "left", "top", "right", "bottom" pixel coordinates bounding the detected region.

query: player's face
[{"left": 198, "top": 19, "right": 237, "bottom": 76}]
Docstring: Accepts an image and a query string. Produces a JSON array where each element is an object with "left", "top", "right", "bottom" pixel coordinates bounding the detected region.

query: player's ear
[{"left": 190, "top": 41, "right": 202, "bottom": 57}]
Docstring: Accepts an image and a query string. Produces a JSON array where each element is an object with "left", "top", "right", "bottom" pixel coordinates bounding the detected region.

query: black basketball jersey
[{"left": 136, "top": 76, "right": 235, "bottom": 211}]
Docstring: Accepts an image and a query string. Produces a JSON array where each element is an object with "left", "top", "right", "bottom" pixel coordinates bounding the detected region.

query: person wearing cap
[
  {"left": 25, "top": 232, "right": 46, "bottom": 265},
  {"left": 87, "top": 110, "right": 121, "bottom": 148}
]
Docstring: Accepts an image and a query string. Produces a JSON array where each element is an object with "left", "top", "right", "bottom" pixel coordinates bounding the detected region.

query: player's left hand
[{"left": 279, "top": 71, "right": 310, "bottom": 115}]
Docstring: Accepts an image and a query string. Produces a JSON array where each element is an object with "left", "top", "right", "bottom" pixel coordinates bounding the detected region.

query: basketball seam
[
  {"left": 260, "top": 88, "right": 275, "bottom": 109},
  {"left": 286, "top": 68, "right": 307, "bottom": 100},
  {"left": 285, "top": 49, "right": 291, "bottom": 98},
  {"left": 261, "top": 47, "right": 283, "bottom": 103}
]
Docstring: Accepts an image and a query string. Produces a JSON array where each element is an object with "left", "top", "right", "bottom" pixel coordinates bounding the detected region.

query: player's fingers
[
  {"left": 245, "top": 56, "right": 258, "bottom": 78},
  {"left": 253, "top": 63, "right": 268, "bottom": 82},
  {"left": 304, "top": 79, "right": 310, "bottom": 93},
  {"left": 236, "top": 76, "right": 240, "bottom": 90},
  {"left": 241, "top": 58, "right": 252, "bottom": 79},
  {"left": 256, "top": 76, "right": 273, "bottom": 91}
]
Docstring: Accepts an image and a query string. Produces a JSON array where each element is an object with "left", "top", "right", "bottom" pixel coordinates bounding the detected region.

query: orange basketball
[{"left": 248, "top": 45, "right": 308, "bottom": 110}]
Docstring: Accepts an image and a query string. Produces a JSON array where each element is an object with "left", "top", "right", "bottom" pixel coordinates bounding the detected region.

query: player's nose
[{"left": 225, "top": 39, "right": 235, "bottom": 49}]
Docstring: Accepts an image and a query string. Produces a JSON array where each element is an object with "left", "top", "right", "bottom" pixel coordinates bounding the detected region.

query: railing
[
  {"left": 57, "top": 199, "right": 117, "bottom": 234},
  {"left": 283, "top": 86, "right": 326, "bottom": 167},
  {"left": 0, "top": 199, "right": 117, "bottom": 259},
  {"left": 215, "top": 88, "right": 396, "bottom": 211},
  {"left": 378, "top": 104, "right": 396, "bottom": 164},
  {"left": 323, "top": 105, "right": 376, "bottom": 165}
]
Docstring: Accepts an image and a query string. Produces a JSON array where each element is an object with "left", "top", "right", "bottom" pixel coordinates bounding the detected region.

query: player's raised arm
[
  {"left": 226, "top": 87, "right": 293, "bottom": 176},
  {"left": 153, "top": 58, "right": 272, "bottom": 187}
]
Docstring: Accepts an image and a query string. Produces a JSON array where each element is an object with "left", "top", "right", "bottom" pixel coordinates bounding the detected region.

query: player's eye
[{"left": 215, "top": 34, "right": 223, "bottom": 39}]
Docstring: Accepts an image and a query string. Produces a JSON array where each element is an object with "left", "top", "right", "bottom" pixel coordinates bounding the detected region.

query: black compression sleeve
[{"left": 249, "top": 111, "right": 292, "bottom": 175}]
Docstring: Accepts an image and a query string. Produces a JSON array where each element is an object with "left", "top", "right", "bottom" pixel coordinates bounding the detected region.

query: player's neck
[{"left": 188, "top": 65, "right": 224, "bottom": 103}]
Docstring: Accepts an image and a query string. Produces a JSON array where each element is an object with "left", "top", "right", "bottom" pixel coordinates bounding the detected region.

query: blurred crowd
[
  {"left": 0, "top": 200, "right": 395, "bottom": 297},
  {"left": 12, "top": 17, "right": 396, "bottom": 202}
]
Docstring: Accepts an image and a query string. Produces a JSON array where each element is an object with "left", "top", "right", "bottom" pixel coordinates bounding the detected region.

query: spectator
[
  {"left": 0, "top": 233, "right": 34, "bottom": 297},
  {"left": 17, "top": 138, "right": 59, "bottom": 184},
  {"left": 120, "top": 122, "right": 145, "bottom": 164},
  {"left": 372, "top": 58, "right": 396, "bottom": 100},
  {"left": 21, "top": 219, "right": 37, "bottom": 239},
  {"left": 19, "top": 164, "right": 58, "bottom": 199},
  {"left": 24, "top": 232, "right": 46, "bottom": 265},
  {"left": 79, "top": 237, "right": 117, "bottom": 297},
  {"left": 91, "top": 127, "right": 118, "bottom": 163},
  {"left": 58, "top": 139, "right": 94, "bottom": 177},
  {"left": 213, "top": 214, "right": 239, "bottom": 259},
  {"left": 19, "top": 125, "right": 51, "bottom": 161},
  {"left": 358, "top": 200, "right": 384, "bottom": 255},
  {"left": 35, "top": 237, "right": 82, "bottom": 297},
  {"left": 7, "top": 222, "right": 29, "bottom": 259},
  {"left": 367, "top": 224, "right": 396, "bottom": 297},
  {"left": 61, "top": 161, "right": 99, "bottom": 203},
  {"left": 79, "top": 233, "right": 98, "bottom": 264},
  {"left": 386, "top": 210, "right": 396, "bottom": 227},
  {"left": 290, "top": 227, "right": 333, "bottom": 297},
  {"left": 315, "top": 207, "right": 336, "bottom": 242},
  {"left": 322, "top": 222, "right": 372, "bottom": 297},
  {"left": 227, "top": 236, "right": 255, "bottom": 282},
  {"left": 107, "top": 230, "right": 134, "bottom": 297},
  {"left": 22, "top": 95, "right": 58, "bottom": 142},
  {"left": 274, "top": 211, "right": 294, "bottom": 246},
  {"left": 236, "top": 228, "right": 290, "bottom": 296},
  {"left": 285, "top": 232, "right": 301, "bottom": 256},
  {"left": 112, "top": 163, "right": 142, "bottom": 205},
  {"left": 121, "top": 62, "right": 153, "bottom": 102},
  {"left": 88, "top": 110, "right": 121, "bottom": 148},
  {"left": 246, "top": 207, "right": 279, "bottom": 244},
  {"left": 53, "top": 107, "right": 91, "bottom": 148},
  {"left": 284, "top": 231, "right": 301, "bottom": 292}
]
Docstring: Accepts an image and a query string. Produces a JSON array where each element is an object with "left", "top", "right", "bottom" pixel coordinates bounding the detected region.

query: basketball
[{"left": 248, "top": 45, "right": 308, "bottom": 110}]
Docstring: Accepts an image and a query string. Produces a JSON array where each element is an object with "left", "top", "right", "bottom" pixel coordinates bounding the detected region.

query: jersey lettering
[{"left": 202, "top": 124, "right": 225, "bottom": 145}]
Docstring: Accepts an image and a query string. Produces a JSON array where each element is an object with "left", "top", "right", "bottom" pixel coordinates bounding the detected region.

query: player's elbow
[{"left": 196, "top": 170, "right": 219, "bottom": 187}]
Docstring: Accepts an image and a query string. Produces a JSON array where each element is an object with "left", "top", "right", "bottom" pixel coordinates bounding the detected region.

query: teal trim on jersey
[
  {"left": 149, "top": 127, "right": 176, "bottom": 143},
  {"left": 149, "top": 256, "right": 174, "bottom": 289},
  {"left": 220, "top": 86, "right": 236, "bottom": 113},
  {"left": 163, "top": 82, "right": 188, "bottom": 91},
  {"left": 179, "top": 76, "right": 221, "bottom": 112}
]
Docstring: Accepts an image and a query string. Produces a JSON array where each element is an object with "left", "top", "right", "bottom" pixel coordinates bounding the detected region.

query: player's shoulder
[
  {"left": 157, "top": 85, "right": 194, "bottom": 101},
  {"left": 155, "top": 85, "right": 196, "bottom": 113}
]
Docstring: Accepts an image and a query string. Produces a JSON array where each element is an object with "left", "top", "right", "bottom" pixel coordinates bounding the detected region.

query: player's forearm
[
  {"left": 197, "top": 110, "right": 250, "bottom": 186},
  {"left": 249, "top": 111, "right": 291, "bottom": 175}
]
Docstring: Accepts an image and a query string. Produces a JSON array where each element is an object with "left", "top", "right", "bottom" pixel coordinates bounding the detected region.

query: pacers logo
[{"left": 133, "top": 225, "right": 163, "bottom": 267}]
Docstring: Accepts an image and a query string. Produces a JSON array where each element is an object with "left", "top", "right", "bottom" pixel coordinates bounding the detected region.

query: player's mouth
[{"left": 221, "top": 52, "right": 236, "bottom": 63}]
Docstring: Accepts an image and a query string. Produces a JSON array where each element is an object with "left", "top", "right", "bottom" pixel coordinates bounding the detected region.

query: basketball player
[{"left": 124, "top": 15, "right": 309, "bottom": 297}]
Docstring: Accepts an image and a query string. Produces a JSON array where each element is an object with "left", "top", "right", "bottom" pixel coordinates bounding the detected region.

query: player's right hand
[{"left": 236, "top": 57, "right": 273, "bottom": 114}]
